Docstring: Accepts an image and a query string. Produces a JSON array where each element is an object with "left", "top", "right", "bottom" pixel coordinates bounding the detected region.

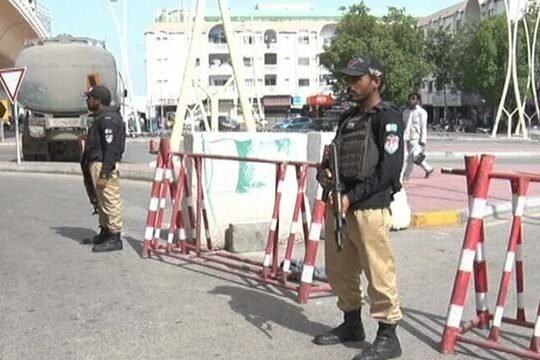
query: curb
[
  {"left": 428, "top": 151, "right": 540, "bottom": 161},
  {"left": 411, "top": 197, "right": 540, "bottom": 228},
  {"left": 0, "top": 161, "right": 155, "bottom": 182},
  {"left": 411, "top": 210, "right": 463, "bottom": 228}
]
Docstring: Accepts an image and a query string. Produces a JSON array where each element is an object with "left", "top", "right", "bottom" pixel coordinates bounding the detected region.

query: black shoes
[
  {"left": 313, "top": 309, "right": 365, "bottom": 345},
  {"left": 92, "top": 232, "right": 123, "bottom": 253},
  {"left": 352, "top": 322, "right": 402, "bottom": 360},
  {"left": 425, "top": 168, "right": 435, "bottom": 179},
  {"left": 82, "top": 227, "right": 109, "bottom": 245}
]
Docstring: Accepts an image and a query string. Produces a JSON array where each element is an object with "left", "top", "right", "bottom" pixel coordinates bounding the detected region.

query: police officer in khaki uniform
[
  {"left": 314, "top": 56, "right": 404, "bottom": 360},
  {"left": 82, "top": 85, "right": 126, "bottom": 252}
]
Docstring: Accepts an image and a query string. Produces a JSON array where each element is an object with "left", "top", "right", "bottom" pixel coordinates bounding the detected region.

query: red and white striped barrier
[
  {"left": 441, "top": 154, "right": 494, "bottom": 353},
  {"left": 465, "top": 156, "right": 490, "bottom": 329},
  {"left": 281, "top": 164, "right": 309, "bottom": 282},
  {"left": 142, "top": 138, "right": 173, "bottom": 257},
  {"left": 298, "top": 185, "right": 327, "bottom": 304},
  {"left": 441, "top": 155, "right": 540, "bottom": 359},
  {"left": 142, "top": 138, "right": 331, "bottom": 303}
]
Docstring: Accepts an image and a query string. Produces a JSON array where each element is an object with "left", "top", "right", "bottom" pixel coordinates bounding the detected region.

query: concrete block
[{"left": 224, "top": 221, "right": 269, "bottom": 253}]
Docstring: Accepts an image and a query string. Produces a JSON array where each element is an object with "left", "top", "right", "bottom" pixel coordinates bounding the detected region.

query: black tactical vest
[{"left": 336, "top": 109, "right": 379, "bottom": 181}]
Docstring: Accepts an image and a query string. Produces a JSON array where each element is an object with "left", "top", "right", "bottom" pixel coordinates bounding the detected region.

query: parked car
[
  {"left": 218, "top": 115, "right": 240, "bottom": 131},
  {"left": 199, "top": 116, "right": 241, "bottom": 131},
  {"left": 273, "top": 116, "right": 314, "bottom": 130}
]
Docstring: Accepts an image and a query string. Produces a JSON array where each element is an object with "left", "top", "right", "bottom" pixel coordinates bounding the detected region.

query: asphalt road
[
  {"left": 0, "top": 136, "right": 538, "bottom": 165},
  {"left": 1, "top": 172, "right": 540, "bottom": 359}
]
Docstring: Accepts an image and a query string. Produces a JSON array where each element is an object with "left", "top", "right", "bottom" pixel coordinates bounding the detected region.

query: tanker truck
[{"left": 15, "top": 35, "right": 119, "bottom": 161}]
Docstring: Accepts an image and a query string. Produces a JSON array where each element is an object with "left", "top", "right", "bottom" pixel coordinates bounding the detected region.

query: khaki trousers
[
  {"left": 325, "top": 206, "right": 402, "bottom": 323},
  {"left": 89, "top": 162, "right": 123, "bottom": 234}
]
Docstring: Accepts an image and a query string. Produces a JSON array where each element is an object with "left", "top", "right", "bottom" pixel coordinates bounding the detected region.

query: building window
[
  {"left": 264, "top": 29, "right": 277, "bottom": 46},
  {"left": 298, "top": 57, "right": 310, "bottom": 66},
  {"left": 196, "top": 58, "right": 200, "bottom": 67},
  {"left": 245, "top": 79, "right": 254, "bottom": 87},
  {"left": 298, "top": 79, "right": 310, "bottom": 87},
  {"left": 244, "top": 34, "right": 254, "bottom": 45},
  {"left": 243, "top": 57, "right": 253, "bottom": 67},
  {"left": 264, "top": 53, "right": 277, "bottom": 65},
  {"left": 298, "top": 31, "right": 309, "bottom": 45},
  {"left": 265, "top": 75, "right": 277, "bottom": 86},
  {"left": 209, "top": 25, "right": 227, "bottom": 44}
]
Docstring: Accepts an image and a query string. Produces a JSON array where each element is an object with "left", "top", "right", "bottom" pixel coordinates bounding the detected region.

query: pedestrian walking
[
  {"left": 81, "top": 85, "right": 126, "bottom": 252},
  {"left": 314, "top": 55, "right": 404, "bottom": 360},
  {"left": 402, "top": 93, "right": 434, "bottom": 180}
]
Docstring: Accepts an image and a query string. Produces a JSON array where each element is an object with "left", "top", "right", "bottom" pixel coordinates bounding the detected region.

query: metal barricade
[
  {"left": 142, "top": 137, "right": 332, "bottom": 304},
  {"left": 441, "top": 154, "right": 540, "bottom": 359}
]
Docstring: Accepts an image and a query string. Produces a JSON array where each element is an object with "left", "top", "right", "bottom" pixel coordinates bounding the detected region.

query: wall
[{"left": 183, "top": 131, "right": 334, "bottom": 246}]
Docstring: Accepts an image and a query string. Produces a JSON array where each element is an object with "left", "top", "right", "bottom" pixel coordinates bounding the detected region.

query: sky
[{"left": 42, "top": 0, "right": 463, "bottom": 97}]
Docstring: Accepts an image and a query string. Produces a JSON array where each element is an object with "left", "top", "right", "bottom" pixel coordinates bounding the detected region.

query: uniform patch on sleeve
[
  {"left": 384, "top": 134, "right": 399, "bottom": 154},
  {"left": 105, "top": 128, "right": 114, "bottom": 144},
  {"left": 385, "top": 123, "right": 398, "bottom": 133}
]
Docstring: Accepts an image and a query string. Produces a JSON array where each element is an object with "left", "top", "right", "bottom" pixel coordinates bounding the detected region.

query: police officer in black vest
[
  {"left": 82, "top": 85, "right": 126, "bottom": 252},
  {"left": 314, "top": 56, "right": 404, "bottom": 360}
]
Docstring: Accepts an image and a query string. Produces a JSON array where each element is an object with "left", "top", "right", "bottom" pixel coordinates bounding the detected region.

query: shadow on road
[
  {"left": 401, "top": 307, "right": 508, "bottom": 360},
  {"left": 124, "top": 235, "right": 144, "bottom": 257},
  {"left": 209, "top": 285, "right": 333, "bottom": 340},
  {"left": 51, "top": 226, "right": 96, "bottom": 244}
]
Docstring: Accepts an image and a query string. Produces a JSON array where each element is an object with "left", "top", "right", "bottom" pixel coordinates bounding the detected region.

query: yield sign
[{"left": 0, "top": 67, "right": 27, "bottom": 104}]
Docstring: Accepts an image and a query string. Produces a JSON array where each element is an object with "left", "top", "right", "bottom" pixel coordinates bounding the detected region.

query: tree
[
  {"left": 453, "top": 15, "right": 529, "bottom": 109},
  {"left": 424, "top": 29, "right": 460, "bottom": 122},
  {"left": 320, "top": 2, "right": 428, "bottom": 105}
]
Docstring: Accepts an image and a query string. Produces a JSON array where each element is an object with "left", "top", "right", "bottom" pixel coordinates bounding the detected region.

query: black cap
[
  {"left": 84, "top": 85, "right": 111, "bottom": 104},
  {"left": 335, "top": 55, "right": 384, "bottom": 78}
]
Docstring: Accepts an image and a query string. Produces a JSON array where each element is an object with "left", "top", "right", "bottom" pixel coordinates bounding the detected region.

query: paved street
[{"left": 1, "top": 172, "right": 540, "bottom": 359}]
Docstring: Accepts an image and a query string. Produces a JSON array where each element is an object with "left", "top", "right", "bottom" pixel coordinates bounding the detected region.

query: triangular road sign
[{"left": 0, "top": 67, "right": 27, "bottom": 104}]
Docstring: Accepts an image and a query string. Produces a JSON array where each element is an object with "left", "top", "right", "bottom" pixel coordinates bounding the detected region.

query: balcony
[
  {"left": 208, "top": 42, "right": 229, "bottom": 53},
  {"left": 208, "top": 64, "right": 233, "bottom": 76}
]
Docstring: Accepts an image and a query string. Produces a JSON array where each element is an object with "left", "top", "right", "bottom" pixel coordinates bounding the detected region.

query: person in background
[{"left": 402, "top": 93, "right": 434, "bottom": 180}]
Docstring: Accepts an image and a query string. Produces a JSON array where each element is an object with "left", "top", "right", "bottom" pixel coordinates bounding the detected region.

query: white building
[
  {"left": 417, "top": 0, "right": 506, "bottom": 116},
  {"left": 145, "top": 9, "right": 338, "bottom": 123}
]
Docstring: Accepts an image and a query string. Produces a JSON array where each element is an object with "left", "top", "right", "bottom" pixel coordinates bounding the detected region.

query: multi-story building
[
  {"left": 417, "top": 0, "right": 506, "bottom": 122},
  {"left": 145, "top": 9, "right": 338, "bottom": 123}
]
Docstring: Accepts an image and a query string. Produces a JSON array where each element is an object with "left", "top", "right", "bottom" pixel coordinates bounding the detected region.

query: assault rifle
[
  {"left": 321, "top": 141, "right": 346, "bottom": 251},
  {"left": 79, "top": 137, "right": 98, "bottom": 215}
]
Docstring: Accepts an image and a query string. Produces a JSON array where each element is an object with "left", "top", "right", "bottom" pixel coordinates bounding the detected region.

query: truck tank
[{"left": 14, "top": 35, "right": 119, "bottom": 161}]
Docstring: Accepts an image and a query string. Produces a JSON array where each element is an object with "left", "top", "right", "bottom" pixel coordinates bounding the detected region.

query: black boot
[
  {"left": 352, "top": 322, "right": 402, "bottom": 360},
  {"left": 82, "top": 227, "right": 109, "bottom": 245},
  {"left": 92, "top": 232, "right": 123, "bottom": 253},
  {"left": 313, "top": 309, "right": 365, "bottom": 345}
]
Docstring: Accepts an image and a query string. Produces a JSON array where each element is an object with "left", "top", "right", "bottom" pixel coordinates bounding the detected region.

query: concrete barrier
[{"left": 182, "top": 132, "right": 334, "bottom": 247}]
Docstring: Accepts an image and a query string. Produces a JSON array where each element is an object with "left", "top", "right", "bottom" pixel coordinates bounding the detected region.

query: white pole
[
  {"left": 218, "top": 0, "right": 256, "bottom": 131},
  {"left": 531, "top": 7, "right": 540, "bottom": 126},
  {"left": 14, "top": 102, "right": 21, "bottom": 164},
  {"left": 106, "top": 0, "right": 140, "bottom": 134},
  {"left": 493, "top": 0, "right": 516, "bottom": 137},
  {"left": 0, "top": 116, "right": 4, "bottom": 142},
  {"left": 171, "top": 0, "right": 207, "bottom": 152}
]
